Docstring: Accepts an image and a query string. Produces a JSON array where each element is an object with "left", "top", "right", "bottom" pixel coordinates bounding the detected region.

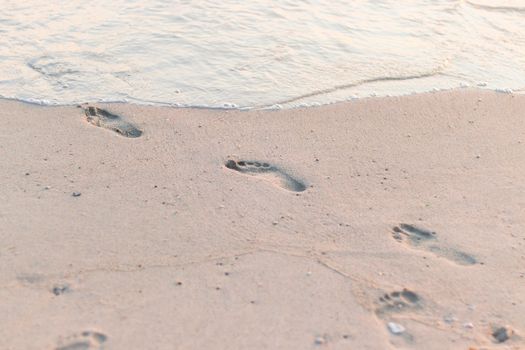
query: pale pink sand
[{"left": 0, "top": 90, "right": 524, "bottom": 349}]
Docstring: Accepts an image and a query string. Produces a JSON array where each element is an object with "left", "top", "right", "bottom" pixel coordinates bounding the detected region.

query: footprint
[
  {"left": 225, "top": 159, "right": 306, "bottom": 192},
  {"left": 375, "top": 288, "right": 422, "bottom": 317},
  {"left": 82, "top": 106, "right": 142, "bottom": 138},
  {"left": 56, "top": 331, "right": 107, "bottom": 350},
  {"left": 392, "top": 224, "right": 477, "bottom": 266},
  {"left": 491, "top": 326, "right": 516, "bottom": 344}
]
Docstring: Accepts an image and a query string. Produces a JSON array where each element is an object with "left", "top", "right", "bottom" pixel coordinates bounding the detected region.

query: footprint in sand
[
  {"left": 375, "top": 288, "right": 422, "bottom": 317},
  {"left": 492, "top": 326, "right": 513, "bottom": 343},
  {"left": 225, "top": 159, "right": 307, "bottom": 192},
  {"left": 56, "top": 331, "right": 107, "bottom": 350},
  {"left": 391, "top": 224, "right": 477, "bottom": 266},
  {"left": 82, "top": 106, "right": 142, "bottom": 138}
]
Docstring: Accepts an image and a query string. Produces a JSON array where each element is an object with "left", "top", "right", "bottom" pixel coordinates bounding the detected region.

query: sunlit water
[{"left": 1, "top": 0, "right": 524, "bottom": 108}]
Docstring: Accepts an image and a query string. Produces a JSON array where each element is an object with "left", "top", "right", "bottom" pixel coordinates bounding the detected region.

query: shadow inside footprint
[
  {"left": 225, "top": 159, "right": 306, "bottom": 192},
  {"left": 392, "top": 223, "right": 477, "bottom": 266},
  {"left": 56, "top": 331, "right": 107, "bottom": 350},
  {"left": 83, "top": 106, "right": 142, "bottom": 138},
  {"left": 376, "top": 288, "right": 422, "bottom": 317}
]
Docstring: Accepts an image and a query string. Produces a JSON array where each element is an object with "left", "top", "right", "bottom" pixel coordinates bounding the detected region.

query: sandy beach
[{"left": 0, "top": 89, "right": 523, "bottom": 349}]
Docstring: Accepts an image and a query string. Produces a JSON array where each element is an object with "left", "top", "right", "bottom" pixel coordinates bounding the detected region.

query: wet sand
[{"left": 0, "top": 90, "right": 524, "bottom": 349}]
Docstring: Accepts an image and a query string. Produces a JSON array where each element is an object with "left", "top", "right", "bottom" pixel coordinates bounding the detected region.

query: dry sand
[{"left": 0, "top": 90, "right": 524, "bottom": 349}]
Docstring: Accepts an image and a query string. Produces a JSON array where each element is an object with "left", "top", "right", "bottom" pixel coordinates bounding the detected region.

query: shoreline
[
  {"left": 0, "top": 87, "right": 521, "bottom": 111},
  {"left": 1, "top": 89, "right": 524, "bottom": 349}
]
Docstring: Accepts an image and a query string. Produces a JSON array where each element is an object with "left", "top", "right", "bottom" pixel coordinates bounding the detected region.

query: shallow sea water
[{"left": 0, "top": 0, "right": 524, "bottom": 108}]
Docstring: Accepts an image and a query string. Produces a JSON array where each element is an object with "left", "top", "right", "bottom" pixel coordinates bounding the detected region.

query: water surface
[{"left": 1, "top": 0, "right": 524, "bottom": 108}]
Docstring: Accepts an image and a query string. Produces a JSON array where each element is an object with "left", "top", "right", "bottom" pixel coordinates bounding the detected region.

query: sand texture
[{"left": 0, "top": 90, "right": 524, "bottom": 349}]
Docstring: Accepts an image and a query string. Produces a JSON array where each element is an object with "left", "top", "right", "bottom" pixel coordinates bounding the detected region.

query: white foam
[{"left": 495, "top": 88, "right": 514, "bottom": 94}]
